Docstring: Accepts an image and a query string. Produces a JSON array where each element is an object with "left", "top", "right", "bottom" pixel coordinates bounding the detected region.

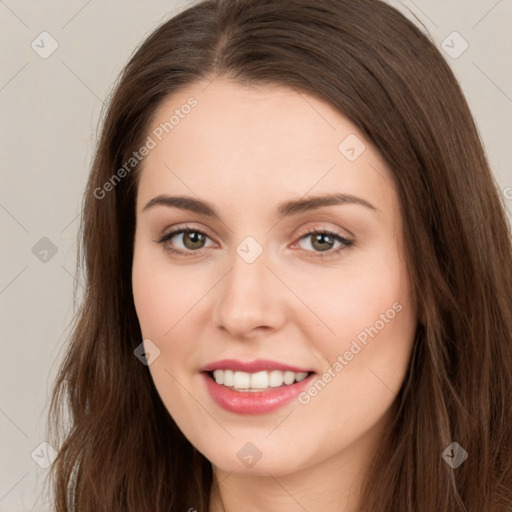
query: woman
[{"left": 46, "top": 0, "right": 512, "bottom": 510}]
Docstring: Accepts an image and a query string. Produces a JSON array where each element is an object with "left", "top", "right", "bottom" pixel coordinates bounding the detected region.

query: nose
[{"left": 212, "top": 241, "right": 287, "bottom": 339}]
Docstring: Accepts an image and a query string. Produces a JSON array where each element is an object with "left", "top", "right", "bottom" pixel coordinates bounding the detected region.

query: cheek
[
  {"left": 297, "top": 244, "right": 416, "bottom": 397},
  {"left": 131, "top": 241, "right": 204, "bottom": 339},
  {"left": 132, "top": 264, "right": 170, "bottom": 339},
  {"left": 131, "top": 246, "right": 201, "bottom": 426},
  {"left": 289, "top": 246, "right": 410, "bottom": 344}
]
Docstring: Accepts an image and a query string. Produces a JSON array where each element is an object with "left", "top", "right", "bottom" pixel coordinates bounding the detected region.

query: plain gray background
[{"left": 1, "top": 0, "right": 511, "bottom": 510}]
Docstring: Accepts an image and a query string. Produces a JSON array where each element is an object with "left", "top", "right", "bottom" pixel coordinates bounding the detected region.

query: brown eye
[
  {"left": 294, "top": 228, "right": 354, "bottom": 260},
  {"left": 156, "top": 225, "right": 353, "bottom": 260},
  {"left": 157, "top": 227, "right": 214, "bottom": 256}
]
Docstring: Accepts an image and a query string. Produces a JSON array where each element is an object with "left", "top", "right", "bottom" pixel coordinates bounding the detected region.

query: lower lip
[{"left": 202, "top": 372, "right": 315, "bottom": 414}]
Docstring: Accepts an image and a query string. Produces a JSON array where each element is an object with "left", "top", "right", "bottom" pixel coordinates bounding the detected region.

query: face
[{"left": 132, "top": 77, "right": 418, "bottom": 476}]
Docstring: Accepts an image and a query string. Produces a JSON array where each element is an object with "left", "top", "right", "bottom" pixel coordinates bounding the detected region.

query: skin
[{"left": 132, "top": 77, "right": 418, "bottom": 512}]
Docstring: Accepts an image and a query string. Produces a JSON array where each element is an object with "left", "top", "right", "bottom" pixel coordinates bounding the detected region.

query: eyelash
[{"left": 155, "top": 224, "right": 354, "bottom": 260}]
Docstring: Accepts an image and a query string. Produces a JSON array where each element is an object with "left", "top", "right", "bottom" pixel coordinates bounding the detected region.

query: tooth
[
  {"left": 211, "top": 369, "right": 310, "bottom": 390},
  {"left": 223, "top": 370, "right": 234, "bottom": 387},
  {"left": 250, "top": 371, "right": 269, "bottom": 389},
  {"left": 233, "top": 371, "right": 251, "bottom": 389},
  {"left": 268, "top": 370, "right": 284, "bottom": 387},
  {"left": 283, "top": 371, "right": 295, "bottom": 385}
]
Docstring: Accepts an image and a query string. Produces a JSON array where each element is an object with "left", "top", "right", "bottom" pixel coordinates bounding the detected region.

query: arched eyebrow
[{"left": 141, "top": 193, "right": 378, "bottom": 219}]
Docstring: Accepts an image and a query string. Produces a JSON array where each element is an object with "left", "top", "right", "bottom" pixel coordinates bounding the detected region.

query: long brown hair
[{"left": 45, "top": 0, "right": 512, "bottom": 510}]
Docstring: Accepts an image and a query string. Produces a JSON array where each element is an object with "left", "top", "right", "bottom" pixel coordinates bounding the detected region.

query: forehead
[{"left": 137, "top": 77, "right": 395, "bottom": 215}]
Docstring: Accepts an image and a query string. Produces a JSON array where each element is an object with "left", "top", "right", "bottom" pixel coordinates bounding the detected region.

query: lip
[
  {"left": 201, "top": 370, "right": 316, "bottom": 415},
  {"left": 201, "top": 358, "right": 314, "bottom": 373}
]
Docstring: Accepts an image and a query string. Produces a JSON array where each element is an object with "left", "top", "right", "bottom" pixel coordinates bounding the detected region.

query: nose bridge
[{"left": 213, "top": 235, "right": 285, "bottom": 336}]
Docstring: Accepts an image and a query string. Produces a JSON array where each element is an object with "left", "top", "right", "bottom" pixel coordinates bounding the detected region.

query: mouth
[{"left": 201, "top": 366, "right": 317, "bottom": 414}]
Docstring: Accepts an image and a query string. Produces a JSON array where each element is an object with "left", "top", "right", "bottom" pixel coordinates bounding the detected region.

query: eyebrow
[{"left": 142, "top": 193, "right": 378, "bottom": 220}]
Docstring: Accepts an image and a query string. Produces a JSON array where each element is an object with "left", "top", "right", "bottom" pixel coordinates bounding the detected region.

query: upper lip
[{"left": 202, "top": 359, "right": 314, "bottom": 374}]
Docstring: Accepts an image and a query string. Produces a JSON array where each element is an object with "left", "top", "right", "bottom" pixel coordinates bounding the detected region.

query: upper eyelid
[
  {"left": 158, "top": 223, "right": 352, "bottom": 245},
  {"left": 159, "top": 224, "right": 214, "bottom": 242}
]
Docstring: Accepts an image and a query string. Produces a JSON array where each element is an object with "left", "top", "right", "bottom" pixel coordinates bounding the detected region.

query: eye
[
  {"left": 293, "top": 227, "right": 353, "bottom": 259},
  {"left": 155, "top": 225, "right": 215, "bottom": 257},
  {"left": 155, "top": 224, "right": 354, "bottom": 259}
]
